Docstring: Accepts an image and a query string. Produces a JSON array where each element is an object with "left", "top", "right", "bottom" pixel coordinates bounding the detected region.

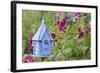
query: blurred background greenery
[{"left": 22, "top": 10, "right": 91, "bottom": 62}]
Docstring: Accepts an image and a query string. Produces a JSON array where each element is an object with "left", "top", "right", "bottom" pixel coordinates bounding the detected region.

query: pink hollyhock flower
[
  {"left": 23, "top": 54, "right": 35, "bottom": 63},
  {"left": 55, "top": 11, "right": 62, "bottom": 25},
  {"left": 61, "top": 17, "right": 67, "bottom": 27},
  {"left": 51, "top": 32, "right": 56, "bottom": 39},
  {"left": 75, "top": 12, "right": 81, "bottom": 20},
  {"left": 55, "top": 12, "right": 61, "bottom": 25},
  {"left": 75, "top": 12, "right": 81, "bottom": 17},
  {"left": 55, "top": 12, "right": 67, "bottom": 33},
  {"left": 56, "top": 11, "right": 61, "bottom": 17},
  {"left": 77, "top": 27, "right": 82, "bottom": 33},
  {"left": 58, "top": 22, "right": 63, "bottom": 33},
  {"left": 57, "top": 17, "right": 67, "bottom": 33},
  {"left": 56, "top": 17, "right": 60, "bottom": 25}
]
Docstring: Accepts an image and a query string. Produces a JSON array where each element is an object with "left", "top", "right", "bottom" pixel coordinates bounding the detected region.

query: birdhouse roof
[{"left": 32, "top": 19, "right": 53, "bottom": 41}]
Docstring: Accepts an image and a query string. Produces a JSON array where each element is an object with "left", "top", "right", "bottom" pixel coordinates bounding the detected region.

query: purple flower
[{"left": 68, "top": 13, "right": 76, "bottom": 23}]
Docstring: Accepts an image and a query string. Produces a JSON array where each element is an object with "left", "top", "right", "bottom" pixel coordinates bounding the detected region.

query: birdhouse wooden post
[{"left": 32, "top": 19, "right": 53, "bottom": 58}]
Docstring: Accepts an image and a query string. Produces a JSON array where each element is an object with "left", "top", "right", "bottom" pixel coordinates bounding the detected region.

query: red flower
[
  {"left": 78, "top": 32, "right": 84, "bottom": 39},
  {"left": 51, "top": 32, "right": 56, "bottom": 39}
]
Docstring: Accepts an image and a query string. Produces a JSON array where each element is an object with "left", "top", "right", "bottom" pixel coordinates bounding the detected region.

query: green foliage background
[{"left": 22, "top": 10, "right": 91, "bottom": 62}]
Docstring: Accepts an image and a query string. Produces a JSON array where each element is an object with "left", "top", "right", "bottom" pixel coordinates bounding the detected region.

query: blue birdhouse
[{"left": 32, "top": 19, "right": 53, "bottom": 57}]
